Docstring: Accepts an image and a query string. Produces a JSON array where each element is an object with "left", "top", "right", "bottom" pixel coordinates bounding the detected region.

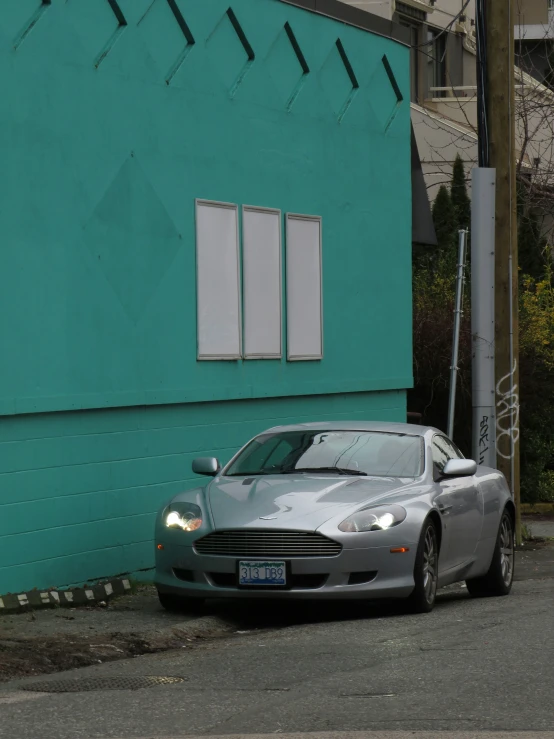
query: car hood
[{"left": 206, "top": 474, "right": 415, "bottom": 530}]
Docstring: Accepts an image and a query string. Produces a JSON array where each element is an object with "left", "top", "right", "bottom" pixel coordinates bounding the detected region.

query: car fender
[
  {"left": 474, "top": 467, "right": 512, "bottom": 541},
  {"left": 316, "top": 494, "right": 436, "bottom": 550}
]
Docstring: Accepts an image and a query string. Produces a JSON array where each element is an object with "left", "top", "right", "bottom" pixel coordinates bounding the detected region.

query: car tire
[
  {"left": 157, "top": 591, "right": 205, "bottom": 613},
  {"left": 465, "top": 509, "right": 514, "bottom": 597},
  {"left": 406, "top": 518, "right": 439, "bottom": 614}
]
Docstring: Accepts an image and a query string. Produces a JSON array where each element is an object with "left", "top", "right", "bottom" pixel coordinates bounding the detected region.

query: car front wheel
[
  {"left": 406, "top": 518, "right": 439, "bottom": 614},
  {"left": 465, "top": 509, "right": 514, "bottom": 597}
]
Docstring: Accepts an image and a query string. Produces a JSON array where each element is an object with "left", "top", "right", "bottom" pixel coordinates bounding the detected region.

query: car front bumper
[{"left": 155, "top": 542, "right": 417, "bottom": 601}]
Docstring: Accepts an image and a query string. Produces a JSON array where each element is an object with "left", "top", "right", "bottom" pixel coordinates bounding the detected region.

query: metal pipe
[{"left": 447, "top": 229, "right": 468, "bottom": 440}]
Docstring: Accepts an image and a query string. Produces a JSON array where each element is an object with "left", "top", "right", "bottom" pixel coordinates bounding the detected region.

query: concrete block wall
[{"left": 0, "top": 391, "right": 405, "bottom": 594}]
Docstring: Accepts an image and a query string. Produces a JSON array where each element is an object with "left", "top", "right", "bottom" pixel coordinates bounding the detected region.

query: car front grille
[
  {"left": 172, "top": 568, "right": 194, "bottom": 582},
  {"left": 208, "top": 572, "right": 328, "bottom": 589},
  {"left": 348, "top": 570, "right": 378, "bottom": 585},
  {"left": 194, "top": 530, "right": 342, "bottom": 558}
]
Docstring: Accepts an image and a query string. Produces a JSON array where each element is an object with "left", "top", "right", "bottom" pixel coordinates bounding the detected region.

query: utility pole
[{"left": 483, "top": 0, "right": 521, "bottom": 543}]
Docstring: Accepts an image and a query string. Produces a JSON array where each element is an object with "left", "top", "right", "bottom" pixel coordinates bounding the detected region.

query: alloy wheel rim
[
  {"left": 422, "top": 527, "right": 438, "bottom": 603},
  {"left": 500, "top": 517, "right": 514, "bottom": 586}
]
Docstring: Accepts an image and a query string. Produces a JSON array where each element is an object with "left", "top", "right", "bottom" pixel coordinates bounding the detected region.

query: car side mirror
[
  {"left": 443, "top": 459, "right": 477, "bottom": 477},
  {"left": 192, "top": 457, "right": 221, "bottom": 477}
]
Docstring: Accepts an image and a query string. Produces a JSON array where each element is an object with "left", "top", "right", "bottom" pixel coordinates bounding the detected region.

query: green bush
[
  {"left": 451, "top": 153, "right": 471, "bottom": 229},
  {"left": 519, "top": 275, "right": 554, "bottom": 501},
  {"left": 411, "top": 158, "right": 554, "bottom": 502}
]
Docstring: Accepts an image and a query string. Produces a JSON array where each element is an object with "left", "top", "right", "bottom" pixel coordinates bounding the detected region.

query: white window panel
[
  {"left": 286, "top": 214, "right": 323, "bottom": 361},
  {"left": 242, "top": 206, "right": 282, "bottom": 359},
  {"left": 195, "top": 200, "right": 241, "bottom": 360}
]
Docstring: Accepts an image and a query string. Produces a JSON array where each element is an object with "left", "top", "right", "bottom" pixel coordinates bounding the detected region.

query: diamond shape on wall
[
  {"left": 12, "top": 0, "right": 51, "bottom": 50},
  {"left": 368, "top": 54, "right": 404, "bottom": 133},
  {"left": 94, "top": 0, "right": 127, "bottom": 68},
  {"left": 83, "top": 155, "right": 182, "bottom": 323},
  {"left": 319, "top": 39, "right": 359, "bottom": 122},
  {"left": 266, "top": 22, "right": 309, "bottom": 111},
  {"left": 205, "top": 7, "right": 254, "bottom": 97},
  {"left": 137, "top": 0, "right": 195, "bottom": 85}
]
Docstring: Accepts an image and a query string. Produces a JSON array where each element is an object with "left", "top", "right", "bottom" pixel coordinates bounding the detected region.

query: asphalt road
[{"left": 1, "top": 546, "right": 554, "bottom": 739}]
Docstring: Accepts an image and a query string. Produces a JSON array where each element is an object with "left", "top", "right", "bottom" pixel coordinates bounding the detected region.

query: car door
[{"left": 433, "top": 435, "right": 483, "bottom": 571}]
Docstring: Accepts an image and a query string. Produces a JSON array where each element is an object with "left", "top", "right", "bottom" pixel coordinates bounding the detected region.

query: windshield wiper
[
  {"left": 290, "top": 466, "right": 367, "bottom": 476},
  {"left": 226, "top": 467, "right": 368, "bottom": 477}
]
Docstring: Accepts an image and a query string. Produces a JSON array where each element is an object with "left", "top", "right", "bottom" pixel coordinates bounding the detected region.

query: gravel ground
[
  {"left": 0, "top": 588, "right": 235, "bottom": 682},
  {"left": 1, "top": 529, "right": 552, "bottom": 685},
  {"left": 2, "top": 570, "right": 554, "bottom": 738},
  {"left": 522, "top": 513, "right": 554, "bottom": 539}
]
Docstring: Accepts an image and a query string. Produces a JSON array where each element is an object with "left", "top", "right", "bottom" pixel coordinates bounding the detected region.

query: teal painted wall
[
  {"left": 0, "top": 0, "right": 412, "bottom": 593},
  {"left": 0, "top": 0, "right": 412, "bottom": 416},
  {"left": 0, "top": 391, "right": 405, "bottom": 594}
]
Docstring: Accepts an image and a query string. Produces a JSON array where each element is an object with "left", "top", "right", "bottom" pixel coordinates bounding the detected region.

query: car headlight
[
  {"left": 338, "top": 505, "right": 407, "bottom": 533},
  {"left": 165, "top": 503, "right": 203, "bottom": 532}
]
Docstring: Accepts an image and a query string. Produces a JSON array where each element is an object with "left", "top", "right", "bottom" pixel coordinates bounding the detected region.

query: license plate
[{"left": 238, "top": 561, "right": 286, "bottom": 586}]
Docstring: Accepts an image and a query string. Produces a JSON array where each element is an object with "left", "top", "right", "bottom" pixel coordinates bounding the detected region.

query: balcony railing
[
  {"left": 428, "top": 86, "right": 477, "bottom": 101},
  {"left": 428, "top": 80, "right": 545, "bottom": 103}
]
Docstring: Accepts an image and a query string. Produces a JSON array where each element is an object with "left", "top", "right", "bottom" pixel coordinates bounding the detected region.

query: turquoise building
[{"left": 0, "top": 0, "right": 430, "bottom": 595}]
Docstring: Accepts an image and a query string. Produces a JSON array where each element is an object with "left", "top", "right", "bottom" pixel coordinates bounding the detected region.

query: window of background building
[
  {"left": 426, "top": 28, "right": 446, "bottom": 98},
  {"left": 399, "top": 20, "right": 420, "bottom": 102}
]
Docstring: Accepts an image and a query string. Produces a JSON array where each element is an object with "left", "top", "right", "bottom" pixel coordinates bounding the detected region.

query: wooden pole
[{"left": 485, "top": 0, "right": 521, "bottom": 543}]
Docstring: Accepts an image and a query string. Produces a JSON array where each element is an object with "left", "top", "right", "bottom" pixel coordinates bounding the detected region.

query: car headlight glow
[
  {"left": 338, "top": 505, "right": 406, "bottom": 533},
  {"left": 165, "top": 504, "right": 203, "bottom": 532}
]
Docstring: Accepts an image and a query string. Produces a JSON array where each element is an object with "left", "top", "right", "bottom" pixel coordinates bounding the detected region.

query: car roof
[{"left": 262, "top": 421, "right": 439, "bottom": 436}]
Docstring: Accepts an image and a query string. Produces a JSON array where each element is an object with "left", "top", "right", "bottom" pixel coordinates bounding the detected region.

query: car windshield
[{"left": 224, "top": 430, "right": 424, "bottom": 478}]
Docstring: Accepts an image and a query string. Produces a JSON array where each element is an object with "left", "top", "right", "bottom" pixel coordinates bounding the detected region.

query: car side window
[
  {"left": 440, "top": 436, "right": 464, "bottom": 461},
  {"left": 432, "top": 435, "right": 463, "bottom": 475}
]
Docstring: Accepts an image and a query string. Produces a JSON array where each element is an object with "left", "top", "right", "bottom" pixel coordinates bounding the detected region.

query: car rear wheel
[
  {"left": 157, "top": 591, "right": 205, "bottom": 613},
  {"left": 465, "top": 509, "right": 514, "bottom": 597},
  {"left": 406, "top": 519, "right": 438, "bottom": 614}
]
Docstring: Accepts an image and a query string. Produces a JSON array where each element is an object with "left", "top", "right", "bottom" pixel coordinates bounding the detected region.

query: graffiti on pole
[
  {"left": 496, "top": 360, "right": 520, "bottom": 460},
  {"left": 478, "top": 415, "right": 491, "bottom": 465}
]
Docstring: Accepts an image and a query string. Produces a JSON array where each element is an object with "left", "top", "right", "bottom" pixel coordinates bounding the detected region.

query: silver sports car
[{"left": 155, "top": 422, "right": 515, "bottom": 613}]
